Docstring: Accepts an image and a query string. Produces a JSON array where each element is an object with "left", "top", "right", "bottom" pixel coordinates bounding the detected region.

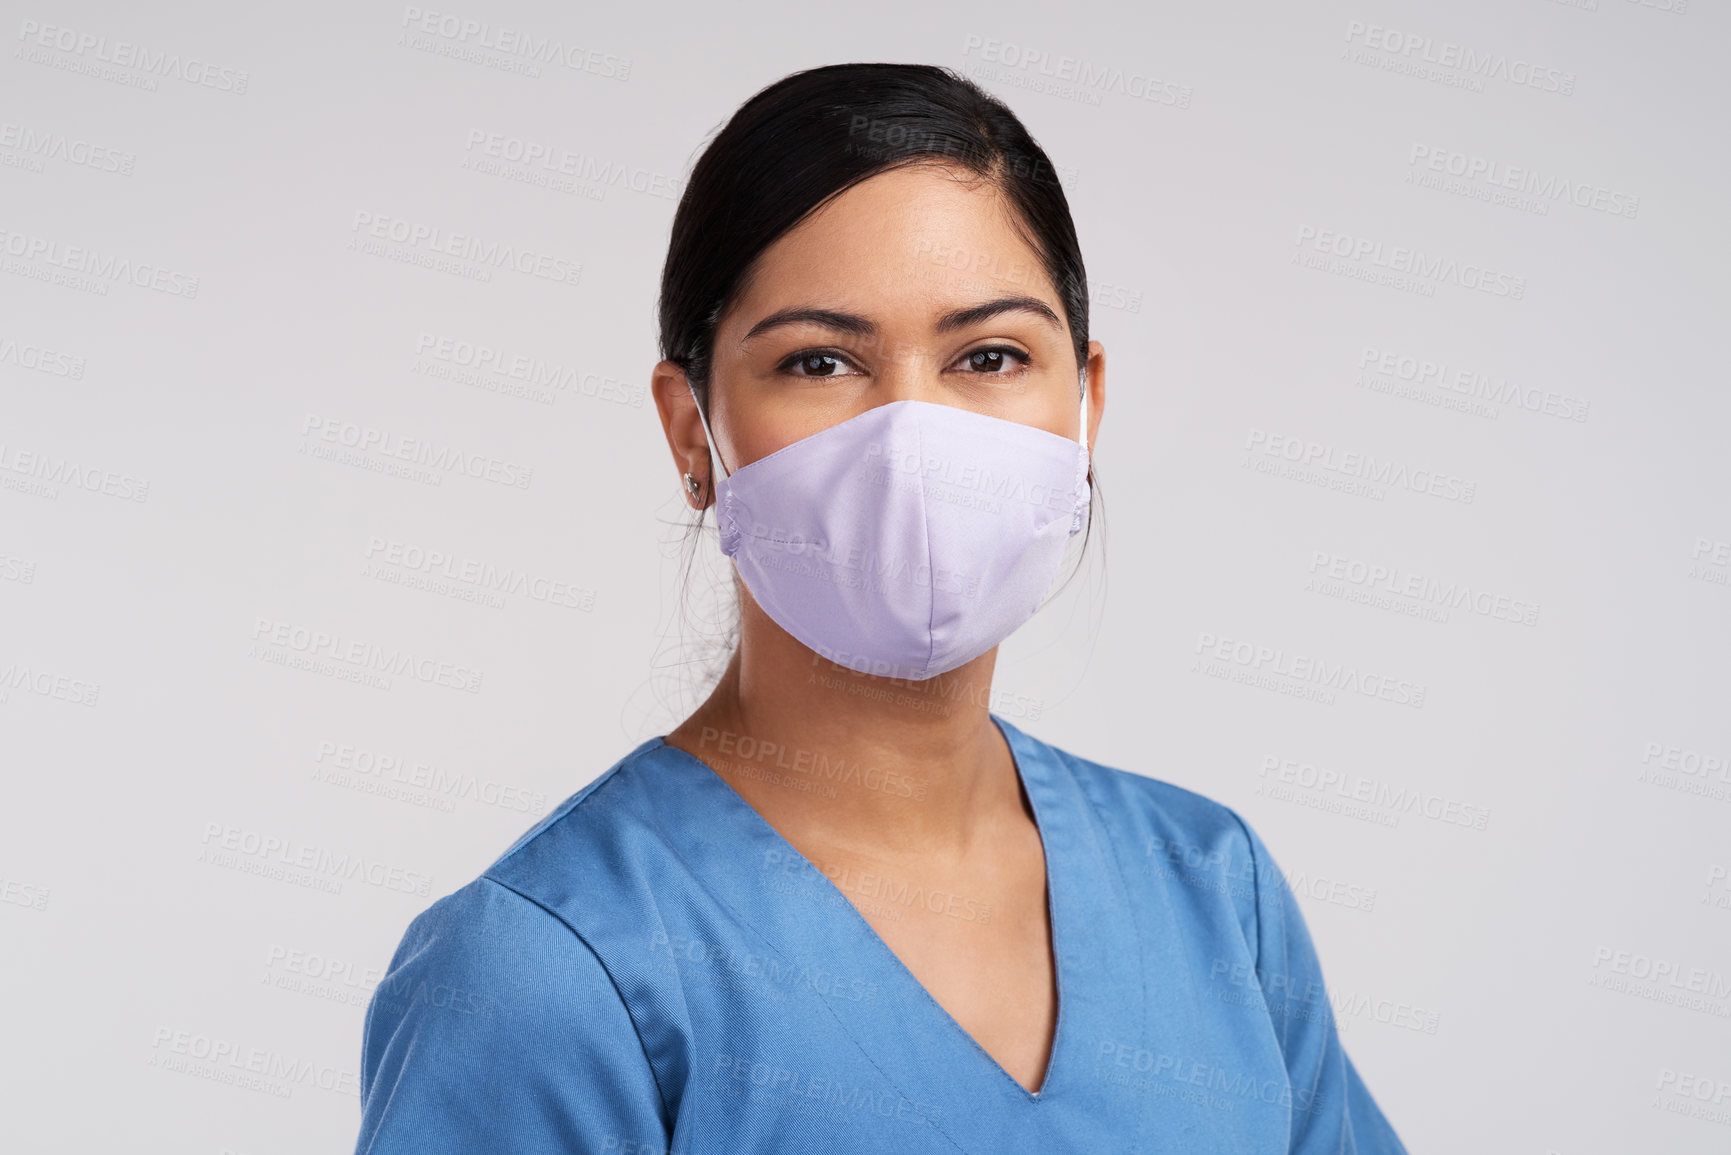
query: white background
[{"left": 1, "top": 1, "right": 1727, "bottom": 1152}]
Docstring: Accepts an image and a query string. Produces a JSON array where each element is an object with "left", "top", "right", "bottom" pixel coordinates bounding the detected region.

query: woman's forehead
[{"left": 719, "top": 168, "right": 1060, "bottom": 338}]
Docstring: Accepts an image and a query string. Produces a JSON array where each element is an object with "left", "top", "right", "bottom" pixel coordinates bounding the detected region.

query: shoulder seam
[
  {"left": 1095, "top": 756, "right": 1242, "bottom": 817},
  {"left": 488, "top": 740, "right": 665, "bottom": 873},
  {"left": 1219, "top": 805, "right": 1264, "bottom": 967},
  {"left": 1066, "top": 748, "right": 1264, "bottom": 962},
  {"left": 476, "top": 874, "right": 675, "bottom": 1126}
]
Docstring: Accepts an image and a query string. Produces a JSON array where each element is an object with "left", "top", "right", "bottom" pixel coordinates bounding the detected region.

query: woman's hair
[
  {"left": 660, "top": 61, "right": 1089, "bottom": 418},
  {"left": 653, "top": 62, "right": 1104, "bottom": 698}
]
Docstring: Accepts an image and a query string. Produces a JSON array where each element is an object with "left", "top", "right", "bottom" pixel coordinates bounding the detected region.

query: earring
[{"left": 684, "top": 472, "right": 700, "bottom": 497}]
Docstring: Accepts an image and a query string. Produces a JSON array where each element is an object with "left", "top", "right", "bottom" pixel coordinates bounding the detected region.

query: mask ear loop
[
  {"left": 1078, "top": 367, "right": 1089, "bottom": 449},
  {"left": 1075, "top": 367, "right": 1094, "bottom": 533},
  {"left": 685, "top": 379, "right": 731, "bottom": 483}
]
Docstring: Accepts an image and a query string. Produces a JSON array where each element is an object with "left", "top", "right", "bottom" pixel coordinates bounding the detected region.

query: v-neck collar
[{"left": 644, "top": 712, "right": 1131, "bottom": 1119}]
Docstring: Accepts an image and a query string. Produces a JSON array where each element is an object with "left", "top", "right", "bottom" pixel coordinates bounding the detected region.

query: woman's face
[{"left": 658, "top": 162, "right": 1104, "bottom": 490}]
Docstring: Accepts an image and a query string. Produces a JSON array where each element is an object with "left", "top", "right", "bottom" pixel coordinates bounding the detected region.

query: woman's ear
[
  {"left": 1083, "top": 340, "right": 1105, "bottom": 458},
  {"left": 650, "top": 361, "right": 713, "bottom": 509}
]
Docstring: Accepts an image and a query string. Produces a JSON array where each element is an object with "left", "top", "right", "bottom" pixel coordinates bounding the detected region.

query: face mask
[{"left": 686, "top": 378, "right": 1091, "bottom": 681}]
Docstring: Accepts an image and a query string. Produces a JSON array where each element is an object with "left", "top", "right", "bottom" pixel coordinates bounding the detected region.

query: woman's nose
[{"left": 866, "top": 348, "right": 970, "bottom": 409}]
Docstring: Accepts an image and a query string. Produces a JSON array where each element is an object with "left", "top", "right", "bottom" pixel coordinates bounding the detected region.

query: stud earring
[{"left": 684, "top": 472, "right": 700, "bottom": 497}]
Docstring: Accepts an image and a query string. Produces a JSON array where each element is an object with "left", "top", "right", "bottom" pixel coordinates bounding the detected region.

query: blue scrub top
[{"left": 355, "top": 715, "right": 1408, "bottom": 1153}]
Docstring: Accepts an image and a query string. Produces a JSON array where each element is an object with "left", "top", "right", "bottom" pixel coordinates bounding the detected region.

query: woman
[{"left": 355, "top": 63, "right": 1408, "bottom": 1154}]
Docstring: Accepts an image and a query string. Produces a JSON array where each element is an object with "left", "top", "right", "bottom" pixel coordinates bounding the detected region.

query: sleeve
[
  {"left": 355, "top": 875, "right": 672, "bottom": 1155},
  {"left": 1232, "top": 814, "right": 1410, "bottom": 1155}
]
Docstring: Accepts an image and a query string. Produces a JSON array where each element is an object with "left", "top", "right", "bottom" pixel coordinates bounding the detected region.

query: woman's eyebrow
[
  {"left": 739, "top": 296, "right": 1064, "bottom": 345},
  {"left": 935, "top": 296, "right": 1063, "bottom": 335}
]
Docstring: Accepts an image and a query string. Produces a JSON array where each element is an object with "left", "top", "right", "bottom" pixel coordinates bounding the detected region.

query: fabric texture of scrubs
[{"left": 355, "top": 714, "right": 1409, "bottom": 1153}]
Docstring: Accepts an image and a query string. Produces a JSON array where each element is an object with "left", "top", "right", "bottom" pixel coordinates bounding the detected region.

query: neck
[{"left": 666, "top": 583, "right": 1025, "bottom": 858}]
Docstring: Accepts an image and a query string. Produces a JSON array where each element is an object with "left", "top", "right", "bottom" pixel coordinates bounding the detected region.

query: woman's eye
[
  {"left": 782, "top": 351, "right": 853, "bottom": 377},
  {"left": 958, "top": 347, "right": 1030, "bottom": 374},
  {"left": 778, "top": 347, "right": 1029, "bottom": 377}
]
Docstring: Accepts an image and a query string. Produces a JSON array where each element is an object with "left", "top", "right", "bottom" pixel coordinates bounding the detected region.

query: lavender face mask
[{"left": 688, "top": 382, "right": 1090, "bottom": 681}]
